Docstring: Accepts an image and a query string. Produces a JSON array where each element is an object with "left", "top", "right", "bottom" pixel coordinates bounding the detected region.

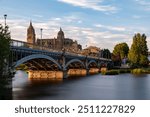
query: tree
[
  {"left": 111, "top": 53, "right": 121, "bottom": 66},
  {"left": 113, "top": 42, "right": 129, "bottom": 60},
  {"left": 0, "top": 24, "right": 14, "bottom": 99},
  {"left": 128, "top": 33, "right": 149, "bottom": 67},
  {"left": 101, "top": 49, "right": 111, "bottom": 59}
]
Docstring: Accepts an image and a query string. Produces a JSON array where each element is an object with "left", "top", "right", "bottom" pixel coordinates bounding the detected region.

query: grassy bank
[
  {"left": 131, "top": 68, "right": 150, "bottom": 74},
  {"left": 101, "top": 69, "right": 131, "bottom": 75},
  {"left": 101, "top": 67, "right": 150, "bottom": 75}
]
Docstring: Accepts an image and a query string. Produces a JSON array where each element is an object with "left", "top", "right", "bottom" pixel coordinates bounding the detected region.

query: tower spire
[
  {"left": 30, "top": 20, "right": 32, "bottom": 26},
  {"left": 27, "top": 21, "right": 36, "bottom": 44}
]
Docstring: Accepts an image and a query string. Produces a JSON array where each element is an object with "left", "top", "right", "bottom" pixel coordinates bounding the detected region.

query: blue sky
[{"left": 0, "top": 0, "right": 150, "bottom": 51}]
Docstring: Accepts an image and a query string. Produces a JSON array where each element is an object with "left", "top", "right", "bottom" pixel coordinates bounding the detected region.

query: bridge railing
[
  {"left": 10, "top": 39, "right": 111, "bottom": 61},
  {"left": 10, "top": 39, "right": 60, "bottom": 53}
]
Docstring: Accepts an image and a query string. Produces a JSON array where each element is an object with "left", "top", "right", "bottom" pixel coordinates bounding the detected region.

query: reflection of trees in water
[
  {"left": 132, "top": 74, "right": 150, "bottom": 99},
  {"left": 13, "top": 79, "right": 63, "bottom": 100},
  {"left": 0, "top": 88, "right": 12, "bottom": 100}
]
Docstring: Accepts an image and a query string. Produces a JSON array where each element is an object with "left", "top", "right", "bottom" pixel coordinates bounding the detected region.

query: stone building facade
[
  {"left": 27, "top": 22, "right": 82, "bottom": 52},
  {"left": 81, "top": 46, "right": 101, "bottom": 57}
]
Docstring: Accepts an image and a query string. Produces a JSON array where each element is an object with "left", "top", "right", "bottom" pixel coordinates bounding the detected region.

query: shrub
[{"left": 131, "top": 69, "right": 145, "bottom": 74}]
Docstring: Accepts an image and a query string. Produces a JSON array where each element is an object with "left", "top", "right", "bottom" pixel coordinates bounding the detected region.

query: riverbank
[
  {"left": 101, "top": 69, "right": 131, "bottom": 75},
  {"left": 101, "top": 68, "right": 150, "bottom": 75}
]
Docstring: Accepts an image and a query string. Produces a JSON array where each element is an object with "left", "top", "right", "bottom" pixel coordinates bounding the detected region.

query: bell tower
[{"left": 27, "top": 21, "right": 36, "bottom": 44}]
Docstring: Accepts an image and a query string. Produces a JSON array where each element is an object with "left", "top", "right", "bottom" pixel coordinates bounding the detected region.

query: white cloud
[
  {"left": 33, "top": 14, "right": 43, "bottom": 18},
  {"left": 51, "top": 17, "right": 61, "bottom": 21},
  {"left": 57, "top": 0, "right": 117, "bottom": 13},
  {"left": 132, "top": 15, "right": 142, "bottom": 19},
  {"left": 94, "top": 24, "right": 126, "bottom": 32},
  {"left": 135, "top": 0, "right": 150, "bottom": 5},
  {"left": 135, "top": 0, "right": 150, "bottom": 10}
]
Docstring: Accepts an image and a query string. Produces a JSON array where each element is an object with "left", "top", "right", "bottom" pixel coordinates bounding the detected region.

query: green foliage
[
  {"left": 111, "top": 53, "right": 121, "bottom": 66},
  {"left": 131, "top": 68, "right": 150, "bottom": 74},
  {"left": 0, "top": 24, "right": 14, "bottom": 99},
  {"left": 128, "top": 33, "right": 149, "bottom": 68},
  {"left": 16, "top": 64, "right": 28, "bottom": 70},
  {"left": 113, "top": 42, "right": 129, "bottom": 60},
  {"left": 101, "top": 70, "right": 119, "bottom": 75},
  {"left": 131, "top": 69, "right": 146, "bottom": 74},
  {"left": 101, "top": 69, "right": 131, "bottom": 75},
  {"left": 101, "top": 49, "right": 111, "bottom": 59},
  {"left": 139, "top": 55, "right": 148, "bottom": 66}
]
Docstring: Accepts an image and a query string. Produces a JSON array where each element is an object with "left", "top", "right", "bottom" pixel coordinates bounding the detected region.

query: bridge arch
[
  {"left": 88, "top": 60, "right": 98, "bottom": 68},
  {"left": 65, "top": 59, "right": 85, "bottom": 69},
  {"left": 99, "top": 61, "right": 107, "bottom": 68},
  {"left": 14, "top": 54, "right": 62, "bottom": 70}
]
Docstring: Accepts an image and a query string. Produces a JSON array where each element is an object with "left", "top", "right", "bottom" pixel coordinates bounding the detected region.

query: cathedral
[{"left": 27, "top": 22, "right": 82, "bottom": 52}]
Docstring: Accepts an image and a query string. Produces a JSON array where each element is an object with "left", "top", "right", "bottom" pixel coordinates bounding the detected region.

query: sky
[{"left": 0, "top": 0, "right": 150, "bottom": 51}]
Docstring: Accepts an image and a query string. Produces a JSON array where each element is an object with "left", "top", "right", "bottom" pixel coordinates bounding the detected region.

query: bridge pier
[
  {"left": 63, "top": 69, "right": 68, "bottom": 79},
  {"left": 86, "top": 68, "right": 90, "bottom": 75},
  {"left": 89, "top": 68, "right": 99, "bottom": 75},
  {"left": 68, "top": 69, "right": 87, "bottom": 77},
  {"left": 28, "top": 70, "right": 63, "bottom": 80}
]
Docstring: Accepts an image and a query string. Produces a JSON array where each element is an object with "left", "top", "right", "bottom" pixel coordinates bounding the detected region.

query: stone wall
[
  {"left": 89, "top": 68, "right": 100, "bottom": 75},
  {"left": 28, "top": 70, "right": 63, "bottom": 80},
  {"left": 67, "top": 69, "right": 87, "bottom": 77}
]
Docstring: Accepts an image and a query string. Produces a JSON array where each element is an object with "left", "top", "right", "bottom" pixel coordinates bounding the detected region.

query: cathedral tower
[
  {"left": 57, "top": 27, "right": 64, "bottom": 50},
  {"left": 27, "top": 21, "right": 36, "bottom": 44}
]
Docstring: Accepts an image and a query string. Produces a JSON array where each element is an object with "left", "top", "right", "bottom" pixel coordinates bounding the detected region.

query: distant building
[
  {"left": 27, "top": 22, "right": 82, "bottom": 52},
  {"left": 81, "top": 46, "right": 101, "bottom": 57}
]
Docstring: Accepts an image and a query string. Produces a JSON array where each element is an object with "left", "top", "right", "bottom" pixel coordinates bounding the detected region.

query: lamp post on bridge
[
  {"left": 4, "top": 14, "right": 7, "bottom": 27},
  {"left": 40, "top": 28, "right": 43, "bottom": 49}
]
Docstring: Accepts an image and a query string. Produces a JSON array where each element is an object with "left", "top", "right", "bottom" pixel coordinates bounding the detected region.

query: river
[{"left": 13, "top": 70, "right": 150, "bottom": 100}]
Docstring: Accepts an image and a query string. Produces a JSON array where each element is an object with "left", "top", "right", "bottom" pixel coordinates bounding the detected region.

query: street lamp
[
  {"left": 40, "top": 28, "right": 43, "bottom": 47},
  {"left": 4, "top": 14, "right": 7, "bottom": 27}
]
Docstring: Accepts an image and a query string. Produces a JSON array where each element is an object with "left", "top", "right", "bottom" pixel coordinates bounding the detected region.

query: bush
[
  {"left": 101, "top": 69, "right": 131, "bottom": 75},
  {"left": 16, "top": 64, "right": 28, "bottom": 70},
  {"left": 131, "top": 69, "right": 146, "bottom": 74}
]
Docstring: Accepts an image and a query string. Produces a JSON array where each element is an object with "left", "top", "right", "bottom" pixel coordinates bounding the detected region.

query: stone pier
[
  {"left": 68, "top": 69, "right": 87, "bottom": 77},
  {"left": 28, "top": 70, "right": 63, "bottom": 80},
  {"left": 89, "top": 68, "right": 99, "bottom": 75}
]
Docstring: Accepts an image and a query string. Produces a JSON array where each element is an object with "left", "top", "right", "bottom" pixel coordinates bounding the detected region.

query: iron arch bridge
[{"left": 10, "top": 40, "right": 113, "bottom": 78}]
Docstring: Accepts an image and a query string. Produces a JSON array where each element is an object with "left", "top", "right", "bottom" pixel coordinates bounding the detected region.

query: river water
[{"left": 13, "top": 70, "right": 150, "bottom": 100}]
